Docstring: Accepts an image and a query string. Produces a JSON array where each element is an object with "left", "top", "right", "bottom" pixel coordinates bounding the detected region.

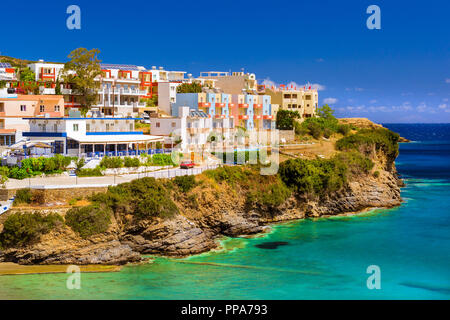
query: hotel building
[{"left": 22, "top": 111, "right": 163, "bottom": 156}]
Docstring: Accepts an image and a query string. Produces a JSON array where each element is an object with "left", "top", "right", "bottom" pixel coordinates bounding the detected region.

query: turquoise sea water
[{"left": 0, "top": 124, "right": 449, "bottom": 299}]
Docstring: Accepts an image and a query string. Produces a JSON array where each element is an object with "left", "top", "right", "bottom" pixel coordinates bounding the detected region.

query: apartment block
[
  {"left": 0, "top": 95, "right": 64, "bottom": 146},
  {"left": 199, "top": 71, "right": 258, "bottom": 94},
  {"left": 151, "top": 106, "right": 234, "bottom": 151},
  {"left": 264, "top": 86, "right": 318, "bottom": 119},
  {"left": 172, "top": 92, "right": 275, "bottom": 131}
]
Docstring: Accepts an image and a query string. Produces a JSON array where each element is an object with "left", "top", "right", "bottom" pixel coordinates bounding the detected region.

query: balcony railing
[
  {"left": 238, "top": 103, "right": 249, "bottom": 108},
  {"left": 198, "top": 102, "right": 211, "bottom": 108},
  {"left": 263, "top": 115, "right": 274, "bottom": 120},
  {"left": 238, "top": 115, "right": 249, "bottom": 120},
  {"left": 253, "top": 103, "right": 262, "bottom": 108},
  {"left": 61, "top": 88, "right": 72, "bottom": 94}
]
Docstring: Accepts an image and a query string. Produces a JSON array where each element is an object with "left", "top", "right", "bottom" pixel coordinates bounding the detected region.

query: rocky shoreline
[{"left": 0, "top": 154, "right": 403, "bottom": 266}]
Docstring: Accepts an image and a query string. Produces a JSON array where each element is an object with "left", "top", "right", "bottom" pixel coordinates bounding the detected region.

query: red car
[{"left": 180, "top": 161, "right": 195, "bottom": 169}]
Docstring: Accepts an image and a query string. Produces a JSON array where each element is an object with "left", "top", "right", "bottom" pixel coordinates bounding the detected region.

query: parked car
[{"left": 180, "top": 161, "right": 195, "bottom": 169}]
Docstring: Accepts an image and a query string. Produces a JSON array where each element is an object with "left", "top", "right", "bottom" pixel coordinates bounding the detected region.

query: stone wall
[
  {"left": 278, "top": 129, "right": 295, "bottom": 143},
  {"left": 0, "top": 186, "right": 108, "bottom": 203}
]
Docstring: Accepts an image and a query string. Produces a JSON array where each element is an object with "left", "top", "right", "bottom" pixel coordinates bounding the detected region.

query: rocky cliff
[{"left": 0, "top": 131, "right": 404, "bottom": 265}]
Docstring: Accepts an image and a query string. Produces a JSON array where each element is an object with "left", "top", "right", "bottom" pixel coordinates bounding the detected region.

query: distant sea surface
[{"left": 0, "top": 124, "right": 449, "bottom": 299}]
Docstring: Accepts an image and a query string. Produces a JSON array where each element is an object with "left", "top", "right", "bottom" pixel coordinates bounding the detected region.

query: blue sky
[{"left": 1, "top": 0, "right": 449, "bottom": 123}]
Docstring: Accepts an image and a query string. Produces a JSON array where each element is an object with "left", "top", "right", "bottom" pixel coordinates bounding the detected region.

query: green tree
[
  {"left": 19, "top": 68, "right": 35, "bottom": 82},
  {"left": 317, "top": 104, "right": 335, "bottom": 120},
  {"left": 176, "top": 82, "right": 203, "bottom": 93},
  {"left": 276, "top": 110, "right": 300, "bottom": 130},
  {"left": 62, "top": 48, "right": 102, "bottom": 109}
]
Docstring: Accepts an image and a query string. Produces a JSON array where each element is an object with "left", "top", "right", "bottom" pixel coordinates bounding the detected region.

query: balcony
[
  {"left": 187, "top": 127, "right": 199, "bottom": 134},
  {"left": 198, "top": 102, "right": 211, "bottom": 108},
  {"left": 215, "top": 114, "right": 225, "bottom": 119},
  {"left": 238, "top": 115, "right": 249, "bottom": 120},
  {"left": 215, "top": 103, "right": 225, "bottom": 107},
  {"left": 238, "top": 103, "right": 249, "bottom": 108},
  {"left": 229, "top": 103, "right": 236, "bottom": 107},
  {"left": 253, "top": 115, "right": 262, "bottom": 119},
  {"left": 61, "top": 88, "right": 72, "bottom": 95},
  {"left": 263, "top": 115, "right": 274, "bottom": 120},
  {"left": 253, "top": 103, "right": 263, "bottom": 108},
  {"left": 39, "top": 87, "right": 55, "bottom": 95}
]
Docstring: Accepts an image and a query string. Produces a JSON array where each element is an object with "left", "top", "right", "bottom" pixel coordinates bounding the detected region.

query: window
[
  {"left": 20, "top": 105, "right": 26, "bottom": 112},
  {"left": 73, "top": 124, "right": 79, "bottom": 132},
  {"left": 53, "top": 124, "right": 58, "bottom": 132},
  {"left": 54, "top": 105, "right": 60, "bottom": 112},
  {"left": 40, "top": 105, "right": 45, "bottom": 112},
  {"left": 86, "top": 124, "right": 90, "bottom": 132},
  {"left": 171, "top": 122, "right": 176, "bottom": 128},
  {"left": 156, "top": 122, "right": 160, "bottom": 128}
]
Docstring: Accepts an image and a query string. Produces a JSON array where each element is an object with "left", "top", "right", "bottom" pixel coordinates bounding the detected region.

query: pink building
[{"left": 0, "top": 95, "right": 64, "bottom": 146}]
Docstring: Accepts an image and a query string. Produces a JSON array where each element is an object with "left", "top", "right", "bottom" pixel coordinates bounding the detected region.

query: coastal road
[{"left": 4, "top": 164, "right": 219, "bottom": 190}]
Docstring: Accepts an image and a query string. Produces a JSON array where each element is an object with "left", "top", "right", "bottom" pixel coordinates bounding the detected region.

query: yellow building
[
  {"left": 199, "top": 71, "right": 258, "bottom": 94},
  {"left": 264, "top": 86, "right": 318, "bottom": 120}
]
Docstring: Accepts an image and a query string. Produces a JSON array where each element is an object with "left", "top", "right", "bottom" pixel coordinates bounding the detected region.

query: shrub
[
  {"left": 0, "top": 212, "right": 63, "bottom": 247},
  {"left": 9, "top": 167, "right": 28, "bottom": 180},
  {"left": 246, "top": 178, "right": 291, "bottom": 209},
  {"left": 306, "top": 120, "right": 323, "bottom": 139},
  {"left": 373, "top": 171, "right": 380, "bottom": 178},
  {"left": 323, "top": 128, "right": 333, "bottom": 139},
  {"left": 76, "top": 167, "right": 104, "bottom": 177},
  {"left": 31, "top": 189, "right": 45, "bottom": 205},
  {"left": 14, "top": 188, "right": 33, "bottom": 205},
  {"left": 124, "top": 157, "right": 140, "bottom": 168},
  {"left": 334, "top": 152, "right": 374, "bottom": 175},
  {"left": 336, "top": 128, "right": 400, "bottom": 160},
  {"left": 150, "top": 154, "right": 174, "bottom": 166},
  {"left": 90, "top": 177, "right": 178, "bottom": 219},
  {"left": 204, "top": 165, "right": 249, "bottom": 184},
  {"left": 279, "top": 158, "right": 348, "bottom": 195},
  {"left": 100, "top": 156, "right": 123, "bottom": 168},
  {"left": 65, "top": 204, "right": 112, "bottom": 239},
  {"left": 0, "top": 166, "right": 9, "bottom": 186},
  {"left": 294, "top": 121, "right": 308, "bottom": 136},
  {"left": 337, "top": 124, "right": 351, "bottom": 136},
  {"left": 276, "top": 110, "right": 300, "bottom": 130},
  {"left": 173, "top": 175, "right": 196, "bottom": 193}
]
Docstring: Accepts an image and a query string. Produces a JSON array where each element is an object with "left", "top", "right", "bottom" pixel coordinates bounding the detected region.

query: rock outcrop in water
[{"left": 0, "top": 130, "right": 403, "bottom": 265}]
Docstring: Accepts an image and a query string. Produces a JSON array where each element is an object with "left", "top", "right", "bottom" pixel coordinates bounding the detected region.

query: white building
[
  {"left": 150, "top": 106, "right": 235, "bottom": 151},
  {"left": 157, "top": 82, "right": 180, "bottom": 115},
  {"left": 95, "top": 64, "right": 148, "bottom": 117},
  {"left": 22, "top": 112, "right": 163, "bottom": 156},
  {"left": 28, "top": 60, "right": 65, "bottom": 83}
]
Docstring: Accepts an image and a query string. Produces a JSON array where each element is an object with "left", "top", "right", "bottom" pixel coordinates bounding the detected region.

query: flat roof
[{"left": 68, "top": 134, "right": 163, "bottom": 144}]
